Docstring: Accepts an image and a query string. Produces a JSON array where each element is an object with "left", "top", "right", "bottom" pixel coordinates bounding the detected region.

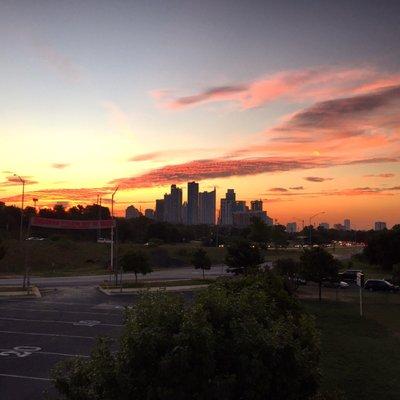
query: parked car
[
  {"left": 364, "top": 279, "right": 399, "bottom": 292},
  {"left": 322, "top": 280, "right": 349, "bottom": 289},
  {"left": 338, "top": 269, "right": 363, "bottom": 283}
]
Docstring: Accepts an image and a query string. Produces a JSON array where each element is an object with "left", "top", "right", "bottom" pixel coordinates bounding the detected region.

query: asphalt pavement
[{"left": 0, "top": 286, "right": 134, "bottom": 399}]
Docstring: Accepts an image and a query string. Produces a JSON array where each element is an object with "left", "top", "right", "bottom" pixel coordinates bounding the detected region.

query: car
[
  {"left": 322, "top": 280, "right": 349, "bottom": 289},
  {"left": 26, "top": 237, "right": 45, "bottom": 241},
  {"left": 338, "top": 269, "right": 363, "bottom": 283},
  {"left": 364, "top": 279, "right": 399, "bottom": 292}
]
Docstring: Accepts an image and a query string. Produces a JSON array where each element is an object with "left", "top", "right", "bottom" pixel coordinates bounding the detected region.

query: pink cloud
[{"left": 152, "top": 67, "right": 396, "bottom": 110}]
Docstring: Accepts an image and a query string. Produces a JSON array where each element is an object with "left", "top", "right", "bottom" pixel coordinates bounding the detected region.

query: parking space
[{"left": 0, "top": 287, "right": 131, "bottom": 400}]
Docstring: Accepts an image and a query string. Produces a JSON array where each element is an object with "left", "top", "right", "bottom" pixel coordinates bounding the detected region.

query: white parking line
[
  {"left": 0, "top": 373, "right": 52, "bottom": 381},
  {"left": 0, "top": 330, "right": 96, "bottom": 339},
  {"left": 0, "top": 306, "right": 123, "bottom": 316},
  {"left": 0, "top": 316, "right": 123, "bottom": 327},
  {"left": 0, "top": 348, "right": 90, "bottom": 358}
]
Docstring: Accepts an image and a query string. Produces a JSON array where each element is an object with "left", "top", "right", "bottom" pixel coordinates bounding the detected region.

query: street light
[
  {"left": 309, "top": 211, "right": 325, "bottom": 244},
  {"left": 110, "top": 186, "right": 119, "bottom": 286},
  {"left": 14, "top": 174, "right": 25, "bottom": 241}
]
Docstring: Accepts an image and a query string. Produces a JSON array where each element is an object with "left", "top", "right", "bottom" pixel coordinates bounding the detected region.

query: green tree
[
  {"left": 120, "top": 250, "right": 152, "bottom": 283},
  {"left": 274, "top": 257, "right": 301, "bottom": 292},
  {"left": 364, "top": 228, "right": 400, "bottom": 270},
  {"left": 52, "top": 274, "right": 321, "bottom": 400},
  {"left": 191, "top": 247, "right": 211, "bottom": 279},
  {"left": 225, "top": 239, "right": 264, "bottom": 274},
  {"left": 300, "top": 247, "right": 339, "bottom": 301}
]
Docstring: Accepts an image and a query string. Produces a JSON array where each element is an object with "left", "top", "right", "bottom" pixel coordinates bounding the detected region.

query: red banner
[{"left": 30, "top": 217, "right": 115, "bottom": 230}]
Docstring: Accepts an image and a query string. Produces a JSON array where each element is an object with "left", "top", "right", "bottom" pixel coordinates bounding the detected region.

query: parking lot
[{"left": 0, "top": 287, "right": 134, "bottom": 399}]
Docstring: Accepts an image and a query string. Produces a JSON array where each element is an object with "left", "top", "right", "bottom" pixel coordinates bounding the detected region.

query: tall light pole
[
  {"left": 110, "top": 186, "right": 119, "bottom": 285},
  {"left": 14, "top": 174, "right": 25, "bottom": 241},
  {"left": 309, "top": 211, "right": 325, "bottom": 244}
]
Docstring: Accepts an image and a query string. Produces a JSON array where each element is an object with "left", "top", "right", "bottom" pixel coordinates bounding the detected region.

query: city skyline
[{"left": 1, "top": 1, "right": 400, "bottom": 229}]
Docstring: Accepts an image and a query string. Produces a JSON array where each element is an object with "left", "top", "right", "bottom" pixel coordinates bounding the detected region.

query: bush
[{"left": 52, "top": 273, "right": 321, "bottom": 400}]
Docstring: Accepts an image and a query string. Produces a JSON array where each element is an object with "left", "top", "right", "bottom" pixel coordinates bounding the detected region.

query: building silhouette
[
  {"left": 286, "top": 222, "right": 297, "bottom": 233},
  {"left": 125, "top": 205, "right": 140, "bottom": 219},
  {"left": 344, "top": 219, "right": 351, "bottom": 231},
  {"left": 144, "top": 209, "right": 155, "bottom": 219},
  {"left": 374, "top": 221, "right": 387, "bottom": 231},
  {"left": 187, "top": 181, "right": 199, "bottom": 225},
  {"left": 199, "top": 188, "right": 216, "bottom": 225}
]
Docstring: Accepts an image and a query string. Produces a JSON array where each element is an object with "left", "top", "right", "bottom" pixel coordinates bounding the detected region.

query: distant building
[
  {"left": 125, "top": 205, "right": 140, "bottom": 219},
  {"left": 220, "top": 189, "right": 236, "bottom": 225},
  {"left": 144, "top": 209, "right": 155, "bottom": 219},
  {"left": 155, "top": 199, "right": 165, "bottom": 221},
  {"left": 334, "top": 223, "right": 345, "bottom": 230},
  {"left": 187, "top": 181, "right": 199, "bottom": 225},
  {"left": 344, "top": 219, "right": 351, "bottom": 231},
  {"left": 199, "top": 188, "right": 216, "bottom": 225},
  {"left": 164, "top": 184, "right": 182, "bottom": 223},
  {"left": 286, "top": 222, "right": 297, "bottom": 233},
  {"left": 233, "top": 210, "right": 268, "bottom": 227},
  {"left": 374, "top": 221, "right": 387, "bottom": 231},
  {"left": 181, "top": 202, "right": 188, "bottom": 225},
  {"left": 319, "top": 222, "right": 330, "bottom": 229},
  {"left": 250, "top": 200, "right": 263, "bottom": 211}
]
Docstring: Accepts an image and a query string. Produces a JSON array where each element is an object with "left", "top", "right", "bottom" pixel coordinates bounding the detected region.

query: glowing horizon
[{"left": 1, "top": 1, "right": 399, "bottom": 229}]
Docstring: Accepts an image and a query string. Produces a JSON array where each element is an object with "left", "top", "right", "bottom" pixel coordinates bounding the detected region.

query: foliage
[
  {"left": 225, "top": 239, "right": 264, "bottom": 274},
  {"left": 364, "top": 228, "right": 400, "bottom": 270},
  {"left": 0, "top": 238, "right": 6, "bottom": 261},
  {"left": 300, "top": 247, "right": 339, "bottom": 301},
  {"left": 52, "top": 274, "right": 321, "bottom": 400},
  {"left": 191, "top": 247, "right": 211, "bottom": 279},
  {"left": 392, "top": 263, "right": 400, "bottom": 285},
  {"left": 248, "top": 217, "right": 270, "bottom": 244},
  {"left": 120, "top": 249, "right": 152, "bottom": 282},
  {"left": 274, "top": 257, "right": 301, "bottom": 292}
]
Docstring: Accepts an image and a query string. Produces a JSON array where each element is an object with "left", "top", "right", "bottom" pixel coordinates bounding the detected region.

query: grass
[
  {"left": 101, "top": 278, "right": 213, "bottom": 289},
  {"left": 303, "top": 297, "right": 400, "bottom": 400}
]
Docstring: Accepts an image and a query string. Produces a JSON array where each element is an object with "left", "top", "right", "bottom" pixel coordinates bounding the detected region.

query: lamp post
[
  {"left": 110, "top": 186, "right": 119, "bottom": 286},
  {"left": 14, "top": 174, "right": 25, "bottom": 241},
  {"left": 309, "top": 212, "right": 325, "bottom": 244}
]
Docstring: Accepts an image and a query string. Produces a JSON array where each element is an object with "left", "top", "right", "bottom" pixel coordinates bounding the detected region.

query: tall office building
[
  {"left": 199, "top": 188, "right": 216, "bottom": 225},
  {"left": 250, "top": 200, "right": 263, "bottom": 212},
  {"left": 319, "top": 222, "right": 330, "bottom": 229},
  {"left": 374, "top": 221, "right": 387, "bottom": 231},
  {"left": 344, "top": 219, "right": 351, "bottom": 231},
  {"left": 181, "top": 202, "right": 188, "bottom": 225},
  {"left": 164, "top": 184, "right": 182, "bottom": 223},
  {"left": 286, "top": 222, "right": 297, "bottom": 233},
  {"left": 187, "top": 181, "right": 199, "bottom": 225},
  {"left": 155, "top": 199, "right": 165, "bottom": 221},
  {"left": 220, "top": 189, "right": 236, "bottom": 225}
]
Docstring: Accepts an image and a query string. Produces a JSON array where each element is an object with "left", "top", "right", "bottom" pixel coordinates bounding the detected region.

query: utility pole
[
  {"left": 110, "top": 186, "right": 119, "bottom": 286},
  {"left": 14, "top": 174, "right": 25, "bottom": 241}
]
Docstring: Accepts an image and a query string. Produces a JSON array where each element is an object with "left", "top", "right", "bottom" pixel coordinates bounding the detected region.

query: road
[{"left": 0, "top": 265, "right": 229, "bottom": 287}]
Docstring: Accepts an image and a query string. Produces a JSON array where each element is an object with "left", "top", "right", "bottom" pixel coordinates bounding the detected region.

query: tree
[
  {"left": 225, "top": 239, "right": 264, "bottom": 275},
  {"left": 249, "top": 217, "right": 270, "bottom": 245},
  {"left": 52, "top": 274, "right": 321, "bottom": 400},
  {"left": 274, "top": 257, "right": 301, "bottom": 293},
  {"left": 364, "top": 228, "right": 400, "bottom": 270},
  {"left": 0, "top": 239, "right": 6, "bottom": 262},
  {"left": 300, "top": 247, "right": 339, "bottom": 301},
  {"left": 191, "top": 247, "right": 211, "bottom": 279},
  {"left": 120, "top": 250, "right": 152, "bottom": 283}
]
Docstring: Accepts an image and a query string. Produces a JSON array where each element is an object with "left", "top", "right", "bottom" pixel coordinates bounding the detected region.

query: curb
[{"left": 98, "top": 284, "right": 209, "bottom": 296}]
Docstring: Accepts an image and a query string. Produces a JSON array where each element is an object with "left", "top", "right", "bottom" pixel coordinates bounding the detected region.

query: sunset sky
[{"left": 1, "top": 0, "right": 399, "bottom": 229}]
